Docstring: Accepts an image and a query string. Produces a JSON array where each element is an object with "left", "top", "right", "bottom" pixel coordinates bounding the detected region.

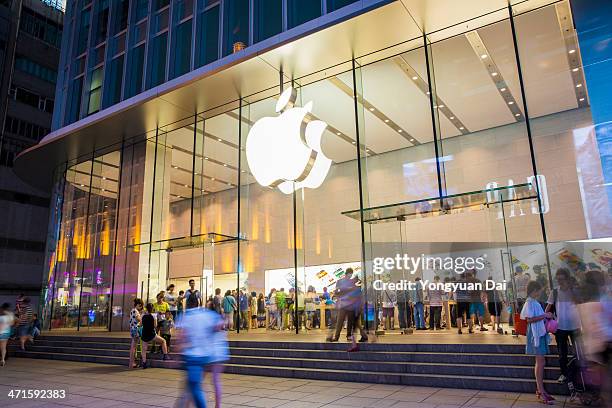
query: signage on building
[
  {"left": 485, "top": 174, "right": 550, "bottom": 218},
  {"left": 246, "top": 87, "right": 332, "bottom": 194}
]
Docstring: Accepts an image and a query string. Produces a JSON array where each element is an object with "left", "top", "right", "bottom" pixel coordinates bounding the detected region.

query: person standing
[
  {"left": 427, "top": 276, "right": 443, "bottom": 330},
  {"left": 250, "top": 292, "right": 258, "bottom": 329},
  {"left": 128, "top": 298, "right": 143, "bottom": 369},
  {"left": 165, "top": 284, "right": 178, "bottom": 319},
  {"left": 153, "top": 291, "right": 170, "bottom": 315},
  {"left": 257, "top": 293, "right": 266, "bottom": 328},
  {"left": 521, "top": 281, "right": 554, "bottom": 404},
  {"left": 382, "top": 288, "right": 397, "bottom": 330},
  {"left": 468, "top": 271, "right": 487, "bottom": 332},
  {"left": 455, "top": 274, "right": 471, "bottom": 334},
  {"left": 222, "top": 290, "right": 236, "bottom": 330},
  {"left": 185, "top": 279, "right": 202, "bottom": 310},
  {"left": 515, "top": 267, "right": 531, "bottom": 313},
  {"left": 486, "top": 276, "right": 505, "bottom": 334},
  {"left": 305, "top": 286, "right": 317, "bottom": 330},
  {"left": 276, "top": 288, "right": 287, "bottom": 329},
  {"left": 396, "top": 287, "right": 412, "bottom": 331},
  {"left": 159, "top": 310, "right": 174, "bottom": 352},
  {"left": 239, "top": 290, "right": 249, "bottom": 330},
  {"left": 213, "top": 288, "right": 223, "bottom": 315},
  {"left": 177, "top": 290, "right": 185, "bottom": 321},
  {"left": 16, "top": 297, "right": 33, "bottom": 350},
  {"left": 268, "top": 289, "right": 278, "bottom": 330},
  {"left": 321, "top": 287, "right": 333, "bottom": 328},
  {"left": 545, "top": 268, "right": 580, "bottom": 383},
  {"left": 412, "top": 278, "right": 425, "bottom": 330},
  {"left": 0, "top": 303, "right": 15, "bottom": 366}
]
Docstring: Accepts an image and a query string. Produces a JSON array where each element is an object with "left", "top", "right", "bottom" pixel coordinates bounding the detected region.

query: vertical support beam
[
  {"left": 351, "top": 58, "right": 369, "bottom": 330},
  {"left": 108, "top": 140, "right": 126, "bottom": 331},
  {"left": 236, "top": 98, "right": 243, "bottom": 334},
  {"left": 146, "top": 126, "right": 160, "bottom": 302},
  {"left": 190, "top": 114, "right": 197, "bottom": 237},
  {"left": 507, "top": 2, "right": 552, "bottom": 286},
  {"left": 76, "top": 151, "right": 96, "bottom": 331}
]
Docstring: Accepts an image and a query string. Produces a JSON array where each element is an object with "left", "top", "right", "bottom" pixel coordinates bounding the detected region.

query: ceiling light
[
  {"left": 384, "top": 119, "right": 389, "bottom": 123},
  {"left": 217, "top": 138, "right": 222, "bottom": 142},
  {"left": 80, "top": 184, "right": 84, "bottom": 187},
  {"left": 241, "top": 170, "right": 246, "bottom": 173},
  {"left": 352, "top": 141, "right": 356, "bottom": 144},
  {"left": 481, "top": 54, "right": 488, "bottom": 59},
  {"left": 172, "top": 165, "right": 178, "bottom": 169},
  {"left": 101, "top": 188, "right": 105, "bottom": 192},
  {"left": 515, "top": 113, "right": 520, "bottom": 117},
  {"left": 412, "top": 76, "right": 418, "bottom": 80},
  {"left": 398, "top": 129, "right": 403, "bottom": 133},
  {"left": 426, "top": 91, "right": 431, "bottom": 95},
  {"left": 508, "top": 101, "right": 515, "bottom": 105},
  {"left": 410, "top": 138, "right": 415, "bottom": 142},
  {"left": 211, "top": 177, "right": 215, "bottom": 181},
  {"left": 223, "top": 164, "right": 227, "bottom": 167},
  {"left": 369, "top": 107, "right": 375, "bottom": 112},
  {"left": 572, "top": 68, "right": 579, "bottom": 72},
  {"left": 579, "top": 97, "right": 585, "bottom": 101},
  {"left": 336, "top": 132, "right": 341, "bottom": 135},
  {"left": 194, "top": 172, "right": 199, "bottom": 175},
  {"left": 491, "top": 72, "right": 498, "bottom": 77},
  {"left": 184, "top": 184, "right": 189, "bottom": 188},
  {"left": 500, "top": 88, "right": 506, "bottom": 92},
  {"left": 204, "top": 157, "right": 209, "bottom": 160},
  {"left": 438, "top": 105, "right": 444, "bottom": 108},
  {"left": 177, "top": 195, "right": 182, "bottom": 198},
  {"left": 102, "top": 177, "right": 106, "bottom": 180},
  {"left": 576, "top": 83, "right": 582, "bottom": 88},
  {"left": 450, "top": 116, "right": 455, "bottom": 120},
  {"left": 569, "top": 49, "right": 575, "bottom": 54},
  {"left": 459, "top": 127, "right": 465, "bottom": 130}
]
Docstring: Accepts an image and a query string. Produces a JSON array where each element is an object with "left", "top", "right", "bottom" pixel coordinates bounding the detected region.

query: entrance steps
[{"left": 9, "top": 335, "right": 567, "bottom": 394}]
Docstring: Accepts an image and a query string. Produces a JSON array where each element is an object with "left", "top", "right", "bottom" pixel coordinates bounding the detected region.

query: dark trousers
[
  {"left": 161, "top": 333, "right": 171, "bottom": 350},
  {"left": 555, "top": 329, "right": 579, "bottom": 377},
  {"left": 332, "top": 308, "right": 357, "bottom": 340},
  {"left": 397, "top": 301, "right": 412, "bottom": 329},
  {"left": 429, "top": 306, "right": 442, "bottom": 329}
]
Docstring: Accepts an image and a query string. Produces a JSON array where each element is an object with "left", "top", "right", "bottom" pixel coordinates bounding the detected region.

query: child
[
  {"left": 31, "top": 314, "right": 41, "bottom": 339},
  {"left": 159, "top": 310, "right": 174, "bottom": 352},
  {"left": 521, "top": 281, "right": 555, "bottom": 404}
]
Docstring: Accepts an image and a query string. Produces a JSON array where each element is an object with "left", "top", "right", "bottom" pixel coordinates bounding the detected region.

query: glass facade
[{"left": 40, "top": 1, "right": 612, "bottom": 339}]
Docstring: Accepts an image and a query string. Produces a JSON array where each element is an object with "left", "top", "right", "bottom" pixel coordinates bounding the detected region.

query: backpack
[{"left": 186, "top": 290, "right": 200, "bottom": 309}]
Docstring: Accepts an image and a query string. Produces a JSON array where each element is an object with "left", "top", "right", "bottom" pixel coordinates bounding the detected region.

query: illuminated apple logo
[{"left": 246, "top": 87, "right": 332, "bottom": 194}]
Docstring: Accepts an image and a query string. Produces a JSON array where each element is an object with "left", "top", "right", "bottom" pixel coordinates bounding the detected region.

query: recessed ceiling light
[
  {"left": 569, "top": 49, "right": 576, "bottom": 54},
  {"left": 369, "top": 107, "right": 375, "bottom": 112},
  {"left": 204, "top": 157, "right": 209, "bottom": 160},
  {"left": 426, "top": 91, "right": 431, "bottom": 95},
  {"left": 491, "top": 72, "right": 498, "bottom": 77},
  {"left": 172, "top": 166, "right": 178, "bottom": 169},
  {"left": 412, "top": 76, "right": 418, "bottom": 80},
  {"left": 579, "top": 97, "right": 585, "bottom": 101},
  {"left": 459, "top": 127, "right": 465, "bottom": 130},
  {"left": 450, "top": 116, "right": 455, "bottom": 120},
  {"left": 211, "top": 177, "right": 215, "bottom": 181},
  {"left": 227, "top": 183, "right": 232, "bottom": 186},
  {"left": 481, "top": 54, "right": 488, "bottom": 59},
  {"left": 184, "top": 184, "right": 189, "bottom": 187},
  {"left": 217, "top": 138, "right": 222, "bottom": 142},
  {"left": 223, "top": 164, "right": 227, "bottom": 167},
  {"left": 438, "top": 105, "right": 445, "bottom": 108},
  {"left": 336, "top": 132, "right": 341, "bottom": 135},
  {"left": 101, "top": 188, "right": 105, "bottom": 192},
  {"left": 102, "top": 177, "right": 106, "bottom": 180},
  {"left": 500, "top": 88, "right": 506, "bottom": 92},
  {"left": 515, "top": 113, "right": 520, "bottom": 117},
  {"left": 410, "top": 138, "right": 415, "bottom": 142},
  {"left": 352, "top": 141, "right": 356, "bottom": 144},
  {"left": 194, "top": 172, "right": 199, "bottom": 175},
  {"left": 398, "top": 129, "right": 403, "bottom": 133},
  {"left": 384, "top": 119, "right": 389, "bottom": 123},
  {"left": 576, "top": 83, "right": 582, "bottom": 88},
  {"left": 241, "top": 170, "right": 246, "bottom": 173},
  {"left": 80, "top": 184, "right": 84, "bottom": 187},
  {"left": 572, "top": 68, "right": 579, "bottom": 72},
  {"left": 508, "top": 101, "right": 515, "bottom": 105}
]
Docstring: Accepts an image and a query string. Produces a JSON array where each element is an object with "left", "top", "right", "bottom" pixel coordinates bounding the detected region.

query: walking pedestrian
[
  {"left": 16, "top": 297, "right": 33, "bottom": 350},
  {"left": 0, "top": 303, "right": 15, "bottom": 366}
]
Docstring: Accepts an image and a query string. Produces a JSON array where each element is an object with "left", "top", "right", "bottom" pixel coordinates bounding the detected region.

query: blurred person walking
[
  {"left": 178, "top": 303, "right": 228, "bottom": 408},
  {"left": 545, "top": 268, "right": 581, "bottom": 383},
  {"left": 16, "top": 297, "right": 33, "bottom": 351},
  {"left": 0, "top": 303, "right": 15, "bottom": 366}
]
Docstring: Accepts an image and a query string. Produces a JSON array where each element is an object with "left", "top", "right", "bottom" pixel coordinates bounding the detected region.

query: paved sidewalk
[{"left": 0, "top": 358, "right": 576, "bottom": 408}]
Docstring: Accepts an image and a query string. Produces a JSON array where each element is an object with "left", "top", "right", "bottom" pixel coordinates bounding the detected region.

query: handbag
[{"left": 545, "top": 318, "right": 558, "bottom": 334}]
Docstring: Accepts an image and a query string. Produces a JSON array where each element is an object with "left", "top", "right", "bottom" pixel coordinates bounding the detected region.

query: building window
[
  {"left": 112, "top": 0, "right": 129, "bottom": 34},
  {"left": 223, "top": 0, "right": 249, "bottom": 56},
  {"left": 94, "top": 0, "right": 110, "bottom": 45},
  {"left": 87, "top": 67, "right": 103, "bottom": 114},
  {"left": 195, "top": 3, "right": 219, "bottom": 67},
  {"left": 65, "top": 77, "right": 83, "bottom": 124},
  {"left": 14, "top": 56, "right": 58, "bottom": 83},
  {"left": 254, "top": 0, "right": 282, "bottom": 43},
  {"left": 171, "top": 19, "right": 192, "bottom": 79},
  {"left": 19, "top": 7, "right": 63, "bottom": 48},
  {"left": 104, "top": 55, "right": 123, "bottom": 107},
  {"left": 76, "top": 8, "right": 91, "bottom": 55},
  {"left": 326, "top": 0, "right": 358, "bottom": 13},
  {"left": 125, "top": 43, "right": 144, "bottom": 98},
  {"left": 147, "top": 32, "right": 167, "bottom": 88},
  {"left": 288, "top": 0, "right": 321, "bottom": 29},
  {"left": 3, "top": 115, "right": 49, "bottom": 141}
]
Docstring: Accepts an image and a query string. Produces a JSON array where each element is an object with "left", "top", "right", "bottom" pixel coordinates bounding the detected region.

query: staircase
[{"left": 9, "top": 335, "right": 567, "bottom": 394}]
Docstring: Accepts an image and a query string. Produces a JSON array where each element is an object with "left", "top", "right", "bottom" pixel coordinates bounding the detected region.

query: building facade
[
  {"left": 14, "top": 0, "right": 612, "bottom": 334},
  {"left": 0, "top": 0, "right": 63, "bottom": 307}
]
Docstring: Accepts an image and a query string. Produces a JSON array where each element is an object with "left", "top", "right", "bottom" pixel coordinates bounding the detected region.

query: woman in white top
[
  {"left": 0, "top": 302, "right": 16, "bottom": 366},
  {"left": 165, "top": 284, "right": 178, "bottom": 319},
  {"left": 521, "top": 281, "right": 554, "bottom": 405},
  {"left": 304, "top": 286, "right": 317, "bottom": 329}
]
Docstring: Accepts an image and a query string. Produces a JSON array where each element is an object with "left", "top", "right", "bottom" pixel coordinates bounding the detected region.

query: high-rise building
[
  {"left": 0, "top": 0, "right": 63, "bottom": 307},
  {"left": 13, "top": 0, "right": 612, "bottom": 335}
]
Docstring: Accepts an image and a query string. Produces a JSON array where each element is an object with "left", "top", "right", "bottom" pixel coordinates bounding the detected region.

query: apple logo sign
[{"left": 246, "top": 86, "right": 332, "bottom": 194}]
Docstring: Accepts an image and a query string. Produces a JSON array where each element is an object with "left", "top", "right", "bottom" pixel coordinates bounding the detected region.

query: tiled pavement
[{"left": 0, "top": 358, "right": 579, "bottom": 408}]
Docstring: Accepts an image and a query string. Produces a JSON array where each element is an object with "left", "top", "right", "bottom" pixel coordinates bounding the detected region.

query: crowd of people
[{"left": 0, "top": 294, "right": 41, "bottom": 367}]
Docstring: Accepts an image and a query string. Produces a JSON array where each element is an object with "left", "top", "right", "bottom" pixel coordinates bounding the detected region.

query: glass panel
[
  {"left": 87, "top": 67, "right": 103, "bottom": 114},
  {"left": 76, "top": 8, "right": 91, "bottom": 55},
  {"left": 94, "top": 0, "right": 110, "bottom": 45},
  {"left": 104, "top": 54, "right": 124, "bottom": 107},
  {"left": 171, "top": 19, "right": 192, "bottom": 78},
  {"left": 223, "top": 0, "right": 249, "bottom": 56},
  {"left": 65, "top": 76, "right": 83, "bottom": 124},
  {"left": 254, "top": 0, "right": 282, "bottom": 43},
  {"left": 112, "top": 0, "right": 130, "bottom": 34},
  {"left": 326, "top": 0, "right": 358, "bottom": 13},
  {"left": 288, "top": 0, "right": 320, "bottom": 29},
  {"left": 147, "top": 32, "right": 168, "bottom": 88},
  {"left": 195, "top": 4, "right": 219, "bottom": 67},
  {"left": 125, "top": 44, "right": 144, "bottom": 98}
]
